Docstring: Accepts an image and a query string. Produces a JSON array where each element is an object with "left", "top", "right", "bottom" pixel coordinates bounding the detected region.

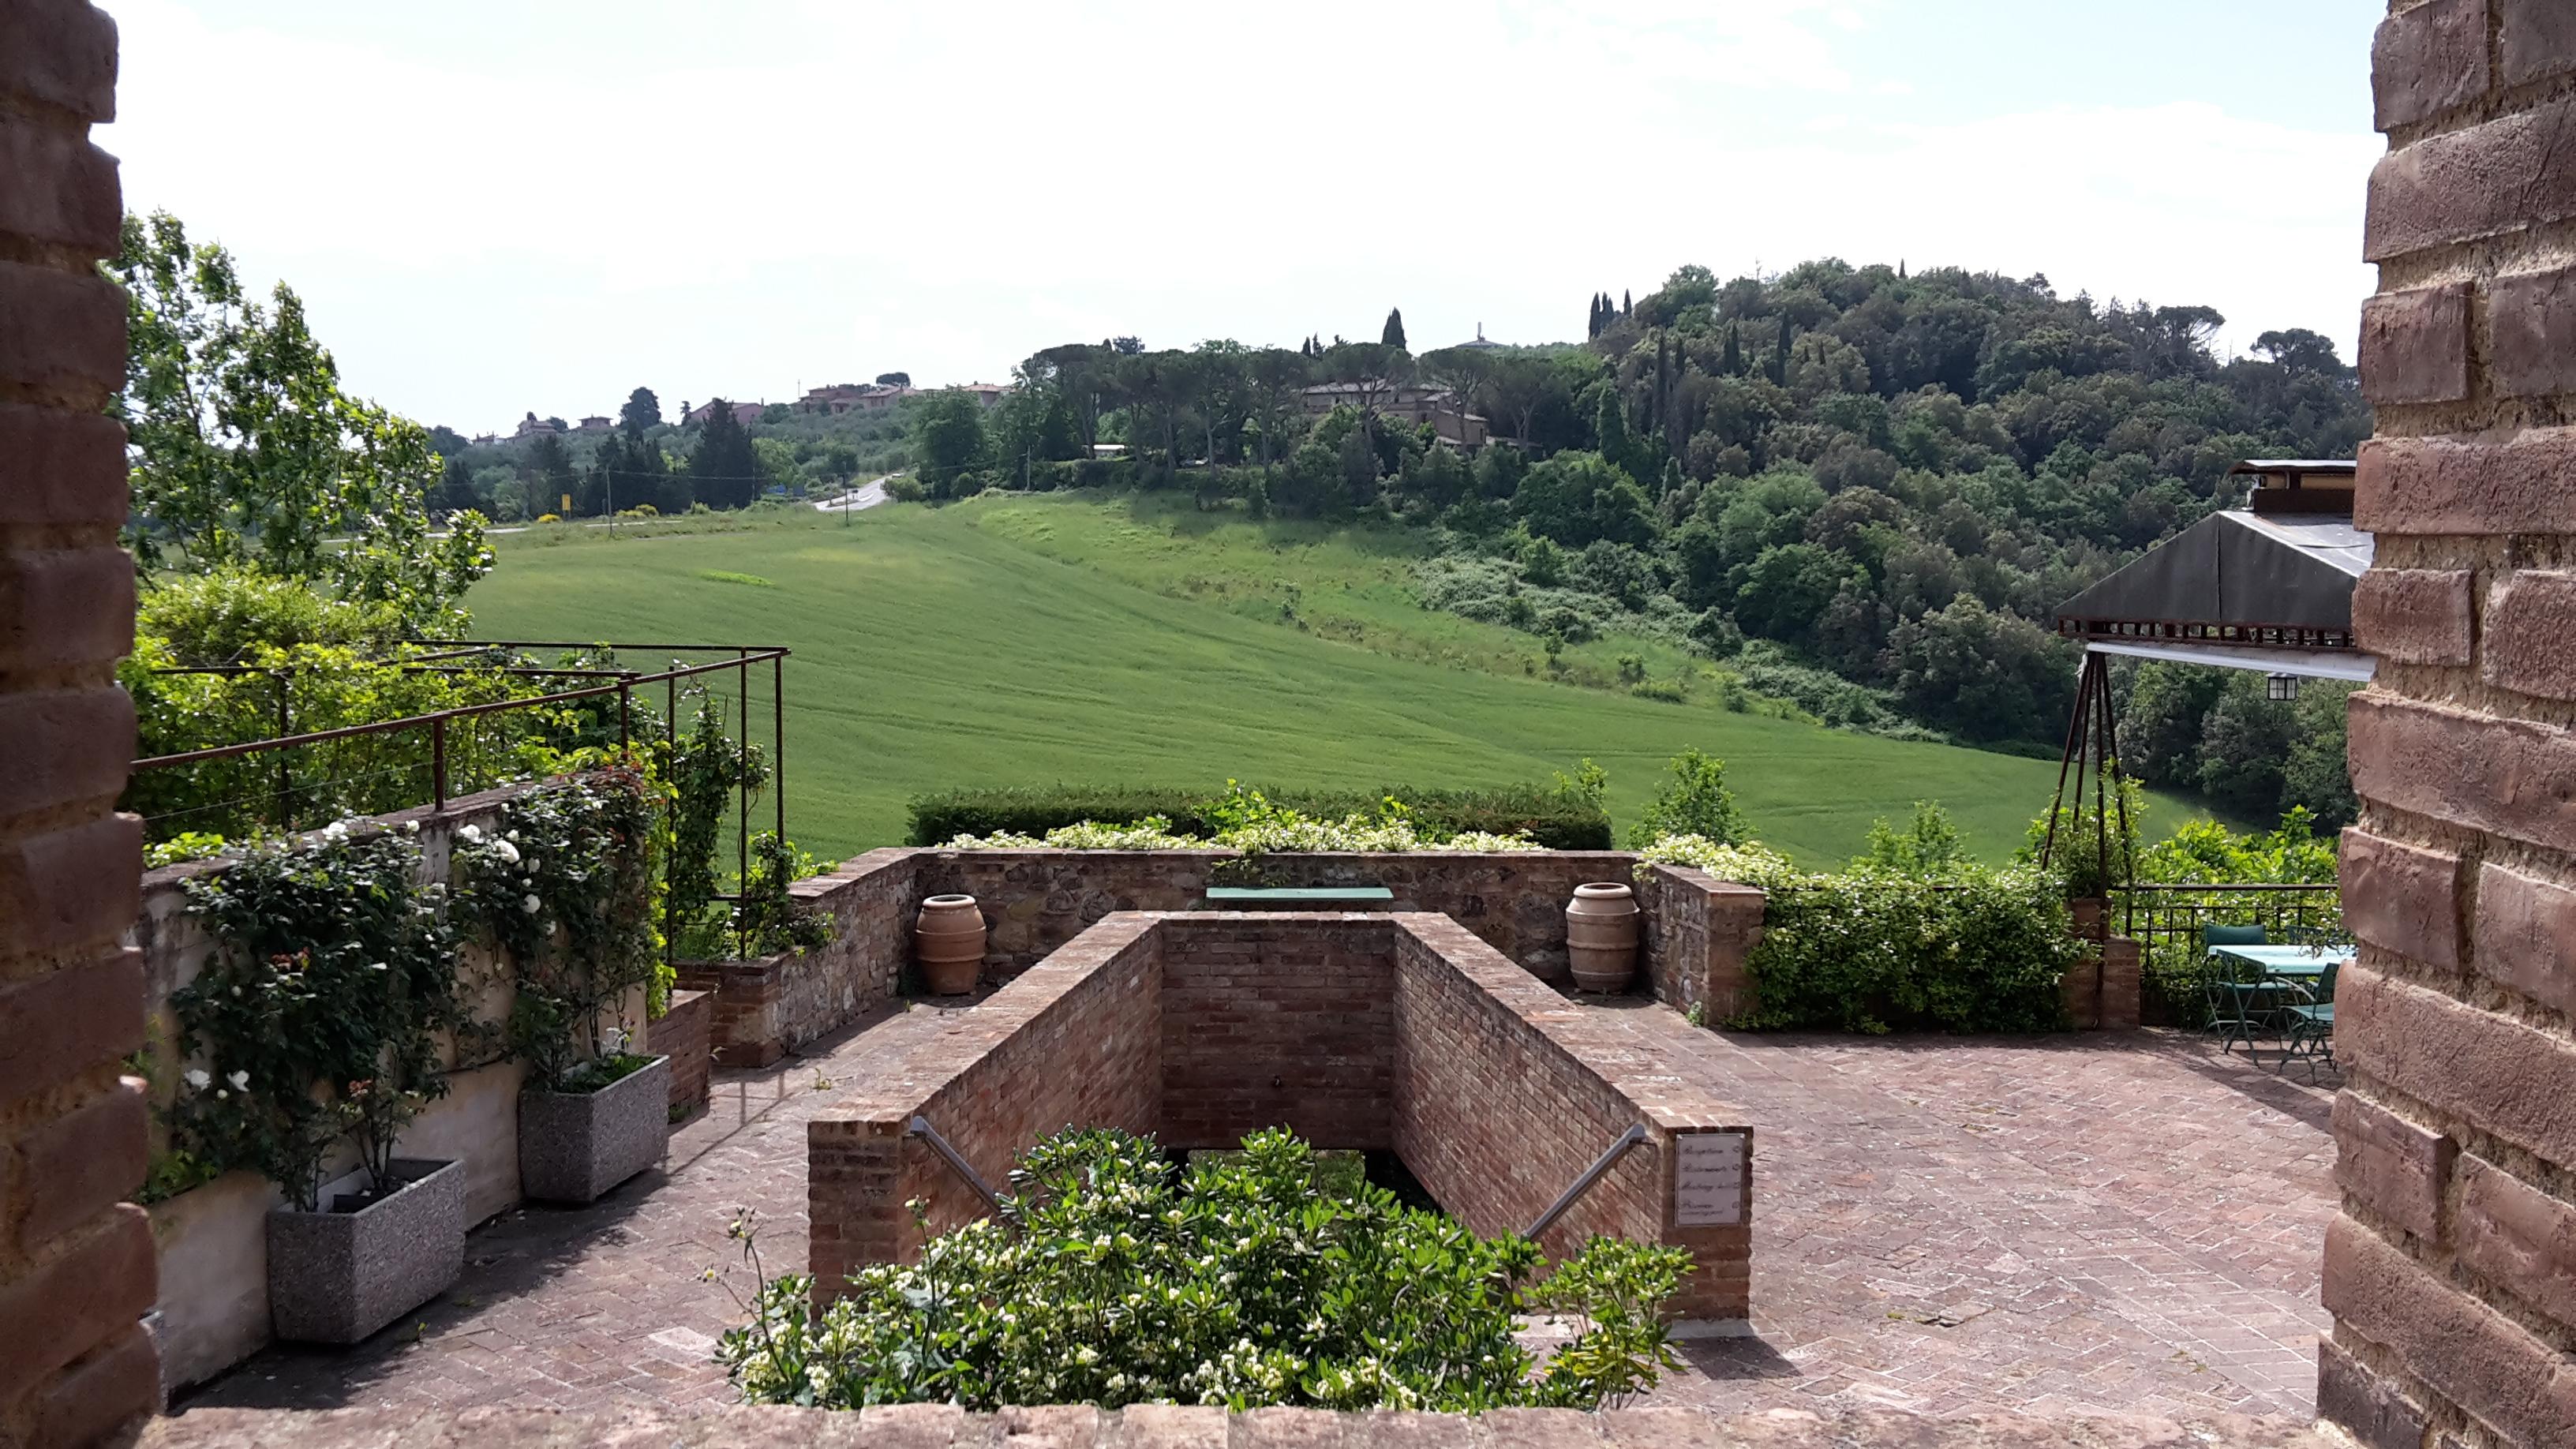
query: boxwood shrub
[{"left": 908, "top": 783, "right": 1613, "bottom": 851}]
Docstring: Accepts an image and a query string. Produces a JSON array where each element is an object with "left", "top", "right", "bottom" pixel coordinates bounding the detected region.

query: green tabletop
[
  {"left": 2212, "top": 943, "right": 2353, "bottom": 979},
  {"left": 1204, "top": 886, "right": 1395, "bottom": 902}
]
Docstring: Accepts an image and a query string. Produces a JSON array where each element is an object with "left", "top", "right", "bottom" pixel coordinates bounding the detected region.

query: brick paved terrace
[{"left": 173, "top": 1002, "right": 2334, "bottom": 1427}]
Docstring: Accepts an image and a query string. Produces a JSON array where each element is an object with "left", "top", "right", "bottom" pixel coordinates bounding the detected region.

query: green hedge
[
  {"left": 1637, "top": 838, "right": 2080, "bottom": 1032},
  {"left": 908, "top": 784, "right": 1613, "bottom": 851},
  {"left": 1747, "top": 872, "right": 2081, "bottom": 1032}
]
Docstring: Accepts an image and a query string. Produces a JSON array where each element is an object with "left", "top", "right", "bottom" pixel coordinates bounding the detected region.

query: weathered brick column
[
  {"left": 0, "top": 2, "right": 160, "bottom": 1444},
  {"left": 2323, "top": 6, "right": 2576, "bottom": 1445}
]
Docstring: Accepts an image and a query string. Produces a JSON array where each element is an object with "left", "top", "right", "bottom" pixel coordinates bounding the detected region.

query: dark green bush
[
  {"left": 1638, "top": 838, "right": 2080, "bottom": 1032},
  {"left": 908, "top": 782, "right": 1613, "bottom": 850}
]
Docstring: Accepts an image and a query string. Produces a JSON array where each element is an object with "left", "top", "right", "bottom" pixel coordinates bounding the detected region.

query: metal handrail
[
  {"left": 908, "top": 1115, "right": 1005, "bottom": 1215},
  {"left": 1525, "top": 1123, "right": 1649, "bottom": 1239}
]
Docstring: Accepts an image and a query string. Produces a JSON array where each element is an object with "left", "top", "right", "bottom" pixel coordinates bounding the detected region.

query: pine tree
[
  {"left": 1722, "top": 321, "right": 1743, "bottom": 376},
  {"left": 620, "top": 386, "right": 661, "bottom": 433},
  {"left": 1381, "top": 308, "right": 1406, "bottom": 350}
]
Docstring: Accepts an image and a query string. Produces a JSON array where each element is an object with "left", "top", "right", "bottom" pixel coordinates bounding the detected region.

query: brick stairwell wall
[
  {"left": 1391, "top": 915, "right": 1753, "bottom": 1323},
  {"left": 0, "top": 4, "right": 162, "bottom": 1446},
  {"left": 1157, "top": 915, "right": 1395, "bottom": 1150},
  {"left": 806, "top": 916, "right": 1163, "bottom": 1301},
  {"left": 811, "top": 912, "right": 1754, "bottom": 1324},
  {"left": 2320, "top": 6, "right": 2576, "bottom": 1446}
]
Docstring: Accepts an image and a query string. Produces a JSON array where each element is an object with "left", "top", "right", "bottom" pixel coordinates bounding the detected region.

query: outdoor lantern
[{"left": 2267, "top": 673, "right": 2300, "bottom": 702}]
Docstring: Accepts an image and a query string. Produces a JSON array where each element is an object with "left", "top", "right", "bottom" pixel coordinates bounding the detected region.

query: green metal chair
[
  {"left": 2201, "top": 924, "right": 2272, "bottom": 1056},
  {"left": 2278, "top": 958, "right": 2339, "bottom": 1082}
]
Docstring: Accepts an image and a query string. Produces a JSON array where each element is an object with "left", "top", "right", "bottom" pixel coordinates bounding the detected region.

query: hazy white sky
[{"left": 103, "top": 1, "right": 2383, "bottom": 433}]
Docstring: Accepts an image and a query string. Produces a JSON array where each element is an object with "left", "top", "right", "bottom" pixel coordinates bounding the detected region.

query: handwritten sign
[{"left": 1673, "top": 1131, "right": 1747, "bottom": 1226}]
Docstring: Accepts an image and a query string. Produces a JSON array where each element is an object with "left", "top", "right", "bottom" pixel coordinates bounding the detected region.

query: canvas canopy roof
[{"left": 2054, "top": 509, "right": 2374, "bottom": 676}]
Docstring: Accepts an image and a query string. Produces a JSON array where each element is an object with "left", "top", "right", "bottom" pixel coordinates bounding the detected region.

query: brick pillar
[
  {"left": 0, "top": 2, "right": 156, "bottom": 1444},
  {"left": 2323, "top": 6, "right": 2576, "bottom": 1446}
]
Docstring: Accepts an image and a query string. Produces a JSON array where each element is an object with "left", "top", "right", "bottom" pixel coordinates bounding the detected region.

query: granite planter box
[
  {"left": 518, "top": 1055, "right": 672, "bottom": 1204},
  {"left": 267, "top": 1157, "right": 465, "bottom": 1344}
]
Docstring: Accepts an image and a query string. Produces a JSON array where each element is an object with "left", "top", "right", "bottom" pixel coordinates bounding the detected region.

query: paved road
[{"left": 813, "top": 477, "right": 892, "bottom": 514}]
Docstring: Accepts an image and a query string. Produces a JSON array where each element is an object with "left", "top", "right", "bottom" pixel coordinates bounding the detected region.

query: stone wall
[
  {"left": 2320, "top": 6, "right": 2576, "bottom": 1447},
  {"left": 1636, "top": 863, "right": 1765, "bottom": 1021},
  {"left": 807, "top": 912, "right": 1752, "bottom": 1323},
  {"left": 0, "top": 4, "right": 162, "bottom": 1443},
  {"left": 914, "top": 848, "right": 1636, "bottom": 987},
  {"left": 675, "top": 846, "right": 917, "bottom": 1066}
]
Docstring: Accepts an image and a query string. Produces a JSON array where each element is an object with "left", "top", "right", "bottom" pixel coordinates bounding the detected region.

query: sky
[{"left": 102, "top": 1, "right": 2385, "bottom": 434}]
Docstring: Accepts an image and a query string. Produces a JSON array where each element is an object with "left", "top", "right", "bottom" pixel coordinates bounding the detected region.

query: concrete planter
[
  {"left": 267, "top": 1157, "right": 464, "bottom": 1344},
  {"left": 518, "top": 1055, "right": 672, "bottom": 1204}
]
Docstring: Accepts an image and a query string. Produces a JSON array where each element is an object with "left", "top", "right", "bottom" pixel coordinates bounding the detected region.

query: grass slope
[{"left": 466, "top": 500, "right": 2188, "bottom": 865}]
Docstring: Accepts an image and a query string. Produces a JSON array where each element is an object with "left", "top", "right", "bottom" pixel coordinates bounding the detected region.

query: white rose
[
  {"left": 227, "top": 1069, "right": 250, "bottom": 1091},
  {"left": 493, "top": 841, "right": 522, "bottom": 863},
  {"left": 459, "top": 825, "right": 482, "bottom": 841},
  {"left": 184, "top": 1068, "right": 210, "bottom": 1091},
  {"left": 522, "top": 895, "right": 542, "bottom": 914}
]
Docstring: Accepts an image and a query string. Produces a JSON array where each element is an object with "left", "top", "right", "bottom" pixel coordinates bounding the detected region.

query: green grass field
[{"left": 465, "top": 496, "right": 2192, "bottom": 865}]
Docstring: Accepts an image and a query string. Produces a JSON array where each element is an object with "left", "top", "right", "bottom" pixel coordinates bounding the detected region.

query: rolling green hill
[{"left": 464, "top": 498, "right": 2192, "bottom": 865}]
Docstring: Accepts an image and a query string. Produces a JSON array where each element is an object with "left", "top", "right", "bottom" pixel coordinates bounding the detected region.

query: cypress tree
[
  {"left": 1773, "top": 322, "right": 1792, "bottom": 385},
  {"left": 1622, "top": 289, "right": 1631, "bottom": 317},
  {"left": 1722, "top": 321, "right": 1743, "bottom": 376},
  {"left": 1381, "top": 308, "right": 1406, "bottom": 350},
  {"left": 1595, "top": 388, "right": 1628, "bottom": 471}
]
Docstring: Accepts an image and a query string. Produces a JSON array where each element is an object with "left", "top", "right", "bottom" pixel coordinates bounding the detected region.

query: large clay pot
[
  {"left": 915, "top": 894, "right": 987, "bottom": 995},
  {"left": 1564, "top": 882, "right": 1641, "bottom": 994}
]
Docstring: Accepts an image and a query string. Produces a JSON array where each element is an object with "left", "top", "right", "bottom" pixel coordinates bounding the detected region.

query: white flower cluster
[{"left": 942, "top": 817, "right": 1543, "bottom": 855}]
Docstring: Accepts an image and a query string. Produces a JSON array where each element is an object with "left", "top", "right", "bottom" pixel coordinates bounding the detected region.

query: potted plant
[
  {"left": 167, "top": 828, "right": 474, "bottom": 1345},
  {"left": 455, "top": 770, "right": 668, "bottom": 1206}
]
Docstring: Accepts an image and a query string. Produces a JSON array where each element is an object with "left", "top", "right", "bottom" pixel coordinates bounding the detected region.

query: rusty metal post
[
  {"left": 772, "top": 652, "right": 785, "bottom": 845},
  {"left": 736, "top": 651, "right": 750, "bottom": 890},
  {"left": 274, "top": 670, "right": 291, "bottom": 830}
]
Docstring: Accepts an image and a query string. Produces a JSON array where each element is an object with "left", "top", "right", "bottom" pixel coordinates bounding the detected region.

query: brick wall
[
  {"left": 1157, "top": 915, "right": 1395, "bottom": 1150},
  {"left": 1391, "top": 915, "right": 1752, "bottom": 1322},
  {"left": 807, "top": 915, "right": 1162, "bottom": 1301},
  {"left": 653, "top": 989, "right": 712, "bottom": 1118},
  {"left": 0, "top": 4, "right": 159, "bottom": 1443},
  {"left": 807, "top": 912, "right": 1753, "bottom": 1324},
  {"left": 2323, "top": 6, "right": 2576, "bottom": 1446}
]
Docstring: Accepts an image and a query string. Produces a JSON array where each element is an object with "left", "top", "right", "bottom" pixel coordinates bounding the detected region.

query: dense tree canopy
[{"left": 110, "top": 210, "right": 491, "bottom": 633}]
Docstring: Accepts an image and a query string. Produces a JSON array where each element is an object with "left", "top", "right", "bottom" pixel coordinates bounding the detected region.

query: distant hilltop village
[{"left": 476, "top": 379, "right": 1013, "bottom": 444}]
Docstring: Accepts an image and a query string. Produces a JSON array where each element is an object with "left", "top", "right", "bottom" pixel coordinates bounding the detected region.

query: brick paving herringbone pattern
[{"left": 179, "top": 1011, "right": 2333, "bottom": 1422}]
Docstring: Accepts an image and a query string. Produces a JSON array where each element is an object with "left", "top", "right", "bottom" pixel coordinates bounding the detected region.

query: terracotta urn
[
  {"left": 915, "top": 894, "right": 987, "bottom": 995},
  {"left": 1564, "top": 882, "right": 1641, "bottom": 994}
]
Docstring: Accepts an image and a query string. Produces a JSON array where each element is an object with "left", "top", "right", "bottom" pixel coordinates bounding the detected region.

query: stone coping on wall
[{"left": 133, "top": 1402, "right": 2335, "bottom": 1447}]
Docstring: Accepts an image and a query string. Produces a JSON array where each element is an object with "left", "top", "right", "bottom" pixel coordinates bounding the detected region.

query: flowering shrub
[
  {"left": 167, "top": 824, "right": 476, "bottom": 1210},
  {"left": 940, "top": 790, "right": 1544, "bottom": 854},
  {"left": 717, "top": 1128, "right": 1688, "bottom": 1411},
  {"left": 1638, "top": 833, "right": 2080, "bottom": 1033},
  {"left": 452, "top": 768, "right": 661, "bottom": 1091}
]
